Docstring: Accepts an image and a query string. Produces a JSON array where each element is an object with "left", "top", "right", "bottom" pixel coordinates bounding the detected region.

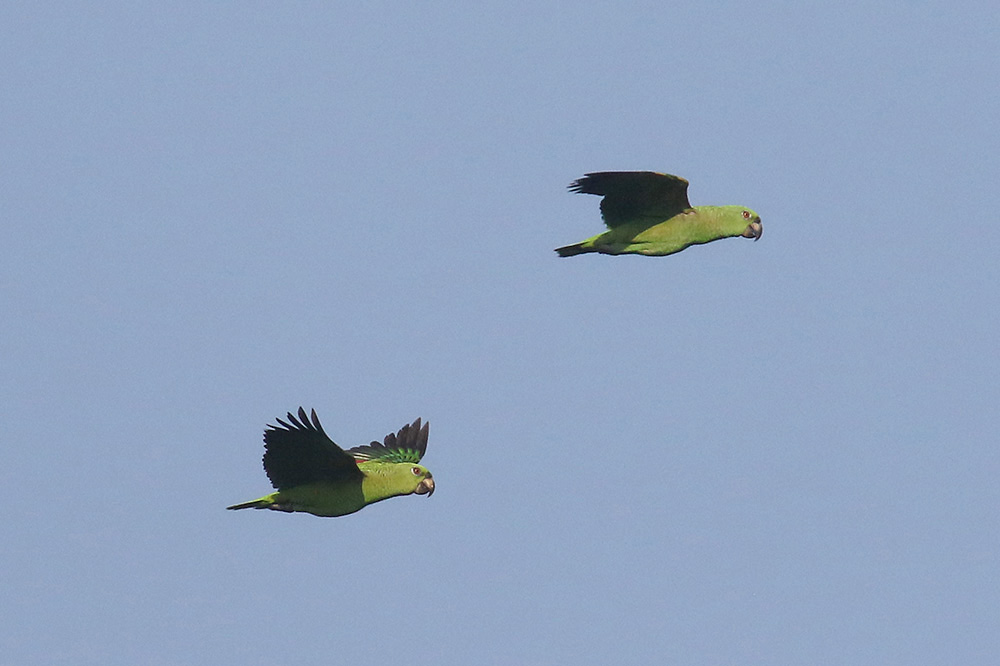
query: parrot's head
[
  {"left": 738, "top": 208, "right": 763, "bottom": 241},
  {"left": 408, "top": 464, "right": 435, "bottom": 497}
]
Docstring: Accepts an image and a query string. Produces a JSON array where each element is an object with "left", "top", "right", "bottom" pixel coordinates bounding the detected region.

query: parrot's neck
[
  {"left": 360, "top": 465, "right": 412, "bottom": 504},
  {"left": 691, "top": 205, "right": 751, "bottom": 239}
]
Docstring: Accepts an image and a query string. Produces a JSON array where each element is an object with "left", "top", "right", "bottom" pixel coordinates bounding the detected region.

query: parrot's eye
[
  {"left": 411, "top": 466, "right": 421, "bottom": 476},
  {"left": 742, "top": 210, "right": 751, "bottom": 219}
]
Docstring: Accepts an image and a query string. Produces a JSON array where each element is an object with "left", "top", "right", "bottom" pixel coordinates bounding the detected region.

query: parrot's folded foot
[{"left": 269, "top": 503, "right": 295, "bottom": 513}]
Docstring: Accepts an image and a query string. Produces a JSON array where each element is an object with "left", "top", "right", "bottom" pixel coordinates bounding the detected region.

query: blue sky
[{"left": 3, "top": 2, "right": 998, "bottom": 664}]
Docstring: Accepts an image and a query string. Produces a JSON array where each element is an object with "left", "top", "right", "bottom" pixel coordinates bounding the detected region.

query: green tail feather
[
  {"left": 555, "top": 242, "right": 590, "bottom": 257},
  {"left": 226, "top": 499, "right": 270, "bottom": 511}
]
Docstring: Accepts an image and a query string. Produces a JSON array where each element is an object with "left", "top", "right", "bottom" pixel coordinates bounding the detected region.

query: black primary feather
[
  {"left": 347, "top": 418, "right": 428, "bottom": 464},
  {"left": 261, "top": 407, "right": 363, "bottom": 490},
  {"left": 569, "top": 171, "right": 692, "bottom": 227}
]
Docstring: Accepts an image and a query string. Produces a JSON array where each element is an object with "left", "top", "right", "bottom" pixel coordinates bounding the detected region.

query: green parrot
[
  {"left": 227, "top": 408, "right": 434, "bottom": 518},
  {"left": 555, "top": 171, "right": 762, "bottom": 257}
]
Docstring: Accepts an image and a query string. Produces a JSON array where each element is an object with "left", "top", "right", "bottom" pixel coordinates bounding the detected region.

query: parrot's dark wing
[
  {"left": 262, "top": 407, "right": 363, "bottom": 490},
  {"left": 569, "top": 171, "right": 692, "bottom": 227},
  {"left": 347, "top": 418, "right": 428, "bottom": 464}
]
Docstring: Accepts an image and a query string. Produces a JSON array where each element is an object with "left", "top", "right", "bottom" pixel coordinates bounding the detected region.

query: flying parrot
[
  {"left": 227, "top": 408, "right": 434, "bottom": 518},
  {"left": 555, "top": 171, "right": 762, "bottom": 257}
]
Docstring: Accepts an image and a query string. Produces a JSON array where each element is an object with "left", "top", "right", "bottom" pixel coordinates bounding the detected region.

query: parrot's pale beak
[
  {"left": 415, "top": 477, "right": 435, "bottom": 497},
  {"left": 743, "top": 220, "right": 762, "bottom": 241}
]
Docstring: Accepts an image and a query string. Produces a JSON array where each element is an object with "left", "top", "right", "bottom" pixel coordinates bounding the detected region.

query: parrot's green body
[
  {"left": 227, "top": 408, "right": 434, "bottom": 518},
  {"left": 556, "top": 171, "right": 762, "bottom": 257}
]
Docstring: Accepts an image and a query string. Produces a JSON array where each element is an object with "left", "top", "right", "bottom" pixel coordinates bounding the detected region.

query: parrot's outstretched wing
[
  {"left": 569, "top": 171, "right": 692, "bottom": 227},
  {"left": 347, "top": 418, "right": 428, "bottom": 464},
  {"left": 262, "top": 407, "right": 363, "bottom": 490}
]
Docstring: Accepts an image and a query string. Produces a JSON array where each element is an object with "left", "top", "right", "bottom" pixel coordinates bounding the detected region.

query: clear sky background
[{"left": 3, "top": 2, "right": 998, "bottom": 664}]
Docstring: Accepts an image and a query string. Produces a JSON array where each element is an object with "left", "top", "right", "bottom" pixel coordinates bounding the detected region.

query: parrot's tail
[
  {"left": 226, "top": 499, "right": 271, "bottom": 511},
  {"left": 554, "top": 242, "right": 591, "bottom": 257}
]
